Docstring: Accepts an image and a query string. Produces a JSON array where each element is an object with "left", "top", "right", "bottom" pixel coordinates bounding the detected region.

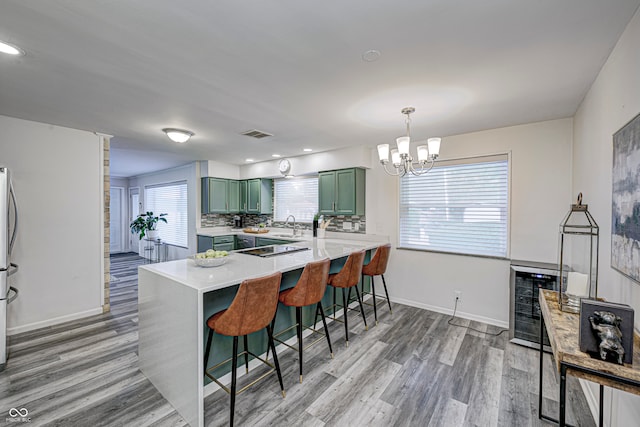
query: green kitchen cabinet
[
  {"left": 228, "top": 180, "right": 240, "bottom": 213},
  {"left": 247, "top": 178, "right": 273, "bottom": 214},
  {"left": 254, "top": 237, "right": 293, "bottom": 247},
  {"left": 197, "top": 235, "right": 214, "bottom": 252},
  {"left": 202, "top": 178, "right": 241, "bottom": 214},
  {"left": 238, "top": 180, "right": 248, "bottom": 213},
  {"left": 198, "top": 234, "right": 235, "bottom": 252},
  {"left": 318, "top": 168, "right": 365, "bottom": 216}
]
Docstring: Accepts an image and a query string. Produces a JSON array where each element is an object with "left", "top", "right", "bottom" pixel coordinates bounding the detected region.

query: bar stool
[
  {"left": 361, "top": 244, "right": 392, "bottom": 325},
  {"left": 325, "top": 249, "right": 367, "bottom": 347},
  {"left": 203, "top": 271, "right": 285, "bottom": 427},
  {"left": 271, "top": 258, "right": 333, "bottom": 383}
]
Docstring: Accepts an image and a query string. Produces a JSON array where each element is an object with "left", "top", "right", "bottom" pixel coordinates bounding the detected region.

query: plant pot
[{"left": 147, "top": 230, "right": 160, "bottom": 240}]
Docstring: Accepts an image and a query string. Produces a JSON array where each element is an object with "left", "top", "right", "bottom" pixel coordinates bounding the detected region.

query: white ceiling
[{"left": 1, "top": 1, "right": 638, "bottom": 177}]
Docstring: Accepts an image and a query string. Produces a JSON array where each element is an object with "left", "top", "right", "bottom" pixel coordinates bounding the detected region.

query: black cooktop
[{"left": 239, "top": 245, "right": 309, "bottom": 257}]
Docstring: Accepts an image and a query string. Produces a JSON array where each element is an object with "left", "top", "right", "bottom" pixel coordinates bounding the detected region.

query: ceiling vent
[{"left": 241, "top": 129, "right": 273, "bottom": 139}]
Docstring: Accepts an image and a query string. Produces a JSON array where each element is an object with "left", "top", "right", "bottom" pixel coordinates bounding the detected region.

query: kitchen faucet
[{"left": 284, "top": 215, "right": 299, "bottom": 237}]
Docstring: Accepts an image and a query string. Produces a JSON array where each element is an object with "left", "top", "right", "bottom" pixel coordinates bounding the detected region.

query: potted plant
[{"left": 130, "top": 211, "right": 168, "bottom": 240}]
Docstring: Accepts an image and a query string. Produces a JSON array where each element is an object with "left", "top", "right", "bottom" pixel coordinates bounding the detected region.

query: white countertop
[{"left": 140, "top": 236, "right": 388, "bottom": 293}]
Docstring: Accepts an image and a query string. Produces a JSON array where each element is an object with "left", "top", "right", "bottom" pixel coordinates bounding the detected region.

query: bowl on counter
[{"left": 188, "top": 254, "right": 229, "bottom": 268}]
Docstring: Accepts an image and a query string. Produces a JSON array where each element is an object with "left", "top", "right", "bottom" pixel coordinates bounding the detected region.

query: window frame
[
  {"left": 144, "top": 180, "right": 189, "bottom": 248},
  {"left": 396, "top": 153, "right": 511, "bottom": 260},
  {"left": 273, "top": 175, "right": 319, "bottom": 223}
]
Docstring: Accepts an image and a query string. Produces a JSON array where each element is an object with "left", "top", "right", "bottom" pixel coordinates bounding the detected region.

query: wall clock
[{"left": 278, "top": 158, "right": 291, "bottom": 175}]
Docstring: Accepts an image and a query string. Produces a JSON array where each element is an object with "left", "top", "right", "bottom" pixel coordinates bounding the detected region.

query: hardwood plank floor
[{"left": 0, "top": 253, "right": 596, "bottom": 426}]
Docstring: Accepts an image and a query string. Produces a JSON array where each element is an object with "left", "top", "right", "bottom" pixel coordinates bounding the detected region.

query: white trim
[
  {"left": 7, "top": 307, "right": 104, "bottom": 335},
  {"left": 392, "top": 296, "right": 509, "bottom": 328},
  {"left": 99, "top": 135, "right": 106, "bottom": 308}
]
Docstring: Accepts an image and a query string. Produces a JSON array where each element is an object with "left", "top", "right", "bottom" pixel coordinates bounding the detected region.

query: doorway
[
  {"left": 110, "top": 187, "right": 125, "bottom": 253},
  {"left": 129, "top": 187, "right": 140, "bottom": 253}
]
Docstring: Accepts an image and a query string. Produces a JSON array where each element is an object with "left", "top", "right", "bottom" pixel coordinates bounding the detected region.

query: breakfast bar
[{"left": 138, "top": 236, "right": 388, "bottom": 427}]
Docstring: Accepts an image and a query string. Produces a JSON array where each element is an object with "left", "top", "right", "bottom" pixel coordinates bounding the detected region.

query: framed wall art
[{"left": 612, "top": 112, "right": 640, "bottom": 284}]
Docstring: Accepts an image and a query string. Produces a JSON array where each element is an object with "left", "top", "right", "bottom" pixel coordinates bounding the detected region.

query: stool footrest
[
  {"left": 273, "top": 324, "right": 328, "bottom": 353},
  {"left": 205, "top": 350, "right": 277, "bottom": 396}
]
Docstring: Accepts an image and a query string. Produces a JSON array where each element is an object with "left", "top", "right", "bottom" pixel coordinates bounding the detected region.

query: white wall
[
  {"left": 239, "top": 146, "right": 372, "bottom": 179},
  {"left": 367, "top": 118, "right": 573, "bottom": 325},
  {"left": 129, "top": 162, "right": 199, "bottom": 259},
  {"left": 0, "top": 115, "right": 104, "bottom": 333},
  {"left": 572, "top": 8, "right": 640, "bottom": 426}
]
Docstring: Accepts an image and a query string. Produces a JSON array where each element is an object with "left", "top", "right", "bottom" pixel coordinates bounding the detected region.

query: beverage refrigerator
[{"left": 0, "top": 167, "right": 19, "bottom": 371}]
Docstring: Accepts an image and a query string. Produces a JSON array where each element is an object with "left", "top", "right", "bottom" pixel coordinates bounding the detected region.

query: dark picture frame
[{"left": 612, "top": 112, "right": 640, "bottom": 284}]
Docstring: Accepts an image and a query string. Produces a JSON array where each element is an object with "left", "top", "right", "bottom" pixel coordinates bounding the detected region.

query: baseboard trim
[
  {"left": 7, "top": 307, "right": 104, "bottom": 336},
  {"left": 391, "top": 296, "right": 508, "bottom": 329}
]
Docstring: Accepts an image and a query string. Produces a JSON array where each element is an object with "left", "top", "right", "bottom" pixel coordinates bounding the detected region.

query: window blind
[
  {"left": 274, "top": 177, "right": 319, "bottom": 222},
  {"left": 145, "top": 181, "right": 188, "bottom": 247},
  {"left": 399, "top": 158, "right": 509, "bottom": 258}
]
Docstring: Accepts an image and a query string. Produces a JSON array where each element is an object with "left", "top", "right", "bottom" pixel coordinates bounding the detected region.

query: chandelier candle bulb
[
  {"left": 417, "top": 145, "right": 429, "bottom": 162},
  {"left": 427, "top": 138, "right": 441, "bottom": 158},
  {"left": 377, "top": 144, "right": 390, "bottom": 163},
  {"left": 391, "top": 149, "right": 401, "bottom": 166},
  {"left": 396, "top": 136, "right": 411, "bottom": 156}
]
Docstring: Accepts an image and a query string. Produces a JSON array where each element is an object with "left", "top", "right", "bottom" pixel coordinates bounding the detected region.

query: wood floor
[{"left": 0, "top": 253, "right": 596, "bottom": 426}]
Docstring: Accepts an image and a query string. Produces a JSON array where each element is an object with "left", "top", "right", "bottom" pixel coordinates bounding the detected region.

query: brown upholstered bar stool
[
  {"left": 326, "top": 249, "right": 367, "bottom": 347},
  {"left": 271, "top": 258, "right": 333, "bottom": 383},
  {"left": 361, "top": 244, "right": 392, "bottom": 325},
  {"left": 203, "top": 271, "right": 285, "bottom": 427}
]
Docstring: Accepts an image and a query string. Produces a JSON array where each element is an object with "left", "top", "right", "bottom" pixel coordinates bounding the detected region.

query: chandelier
[{"left": 377, "top": 107, "right": 441, "bottom": 177}]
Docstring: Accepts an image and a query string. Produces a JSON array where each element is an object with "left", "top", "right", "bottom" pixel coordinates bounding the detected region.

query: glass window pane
[
  {"left": 274, "top": 177, "right": 318, "bottom": 222},
  {"left": 144, "top": 181, "right": 188, "bottom": 247},
  {"left": 399, "top": 159, "right": 509, "bottom": 258}
]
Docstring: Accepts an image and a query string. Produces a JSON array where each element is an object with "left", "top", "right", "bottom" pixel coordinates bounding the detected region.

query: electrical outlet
[{"left": 455, "top": 290, "right": 462, "bottom": 302}]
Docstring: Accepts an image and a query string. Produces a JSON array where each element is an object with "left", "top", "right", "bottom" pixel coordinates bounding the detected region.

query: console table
[{"left": 538, "top": 289, "right": 640, "bottom": 426}]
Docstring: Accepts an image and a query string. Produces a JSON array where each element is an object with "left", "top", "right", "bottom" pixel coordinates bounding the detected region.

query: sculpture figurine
[{"left": 589, "top": 311, "right": 625, "bottom": 365}]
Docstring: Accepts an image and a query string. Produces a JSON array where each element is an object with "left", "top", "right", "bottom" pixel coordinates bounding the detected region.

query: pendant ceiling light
[{"left": 377, "top": 107, "right": 441, "bottom": 177}]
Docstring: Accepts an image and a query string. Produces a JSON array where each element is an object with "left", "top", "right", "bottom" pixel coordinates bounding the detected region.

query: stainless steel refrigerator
[{"left": 0, "top": 167, "right": 18, "bottom": 371}]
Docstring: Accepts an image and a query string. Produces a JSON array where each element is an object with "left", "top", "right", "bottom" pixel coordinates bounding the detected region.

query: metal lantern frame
[{"left": 557, "top": 194, "right": 599, "bottom": 313}]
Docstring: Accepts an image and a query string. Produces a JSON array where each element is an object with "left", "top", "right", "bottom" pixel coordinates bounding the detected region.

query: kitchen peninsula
[{"left": 138, "top": 234, "right": 388, "bottom": 427}]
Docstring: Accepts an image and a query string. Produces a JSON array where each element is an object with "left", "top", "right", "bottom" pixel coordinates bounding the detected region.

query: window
[
  {"left": 399, "top": 156, "right": 509, "bottom": 258},
  {"left": 145, "top": 181, "right": 188, "bottom": 247},
  {"left": 273, "top": 177, "right": 318, "bottom": 222}
]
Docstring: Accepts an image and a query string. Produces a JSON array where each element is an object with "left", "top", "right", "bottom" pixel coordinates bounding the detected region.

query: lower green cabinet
[
  {"left": 197, "top": 235, "right": 235, "bottom": 252},
  {"left": 254, "top": 237, "right": 292, "bottom": 247}
]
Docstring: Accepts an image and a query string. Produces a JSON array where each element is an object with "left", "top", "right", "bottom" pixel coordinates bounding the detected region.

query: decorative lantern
[{"left": 558, "top": 193, "right": 599, "bottom": 313}]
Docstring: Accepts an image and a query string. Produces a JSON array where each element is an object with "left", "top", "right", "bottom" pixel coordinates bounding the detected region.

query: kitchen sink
[{"left": 271, "top": 233, "right": 298, "bottom": 238}]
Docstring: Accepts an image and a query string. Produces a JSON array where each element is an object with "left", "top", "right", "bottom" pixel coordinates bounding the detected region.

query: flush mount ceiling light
[
  {"left": 377, "top": 107, "right": 441, "bottom": 177},
  {"left": 362, "top": 49, "right": 380, "bottom": 62},
  {"left": 271, "top": 154, "right": 281, "bottom": 158},
  {"left": 303, "top": 148, "right": 313, "bottom": 152},
  {"left": 162, "top": 128, "right": 194, "bottom": 143},
  {"left": 0, "top": 40, "right": 24, "bottom": 56}
]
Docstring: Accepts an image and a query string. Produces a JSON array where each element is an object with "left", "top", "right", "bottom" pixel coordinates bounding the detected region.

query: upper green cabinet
[
  {"left": 202, "top": 178, "right": 240, "bottom": 214},
  {"left": 318, "top": 168, "right": 365, "bottom": 216},
  {"left": 247, "top": 178, "right": 273, "bottom": 214},
  {"left": 202, "top": 177, "right": 272, "bottom": 214},
  {"left": 238, "top": 180, "right": 248, "bottom": 213},
  {"left": 228, "top": 180, "right": 240, "bottom": 212}
]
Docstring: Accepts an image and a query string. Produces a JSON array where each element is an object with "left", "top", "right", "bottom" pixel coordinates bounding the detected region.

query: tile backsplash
[{"left": 201, "top": 213, "right": 366, "bottom": 233}]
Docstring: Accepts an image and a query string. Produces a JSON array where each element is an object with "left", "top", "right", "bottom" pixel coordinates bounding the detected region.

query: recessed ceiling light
[
  {"left": 272, "top": 154, "right": 281, "bottom": 158},
  {"left": 245, "top": 158, "right": 254, "bottom": 162},
  {"left": 0, "top": 40, "right": 24, "bottom": 56},
  {"left": 303, "top": 148, "right": 313, "bottom": 152},
  {"left": 362, "top": 49, "right": 380, "bottom": 62}
]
